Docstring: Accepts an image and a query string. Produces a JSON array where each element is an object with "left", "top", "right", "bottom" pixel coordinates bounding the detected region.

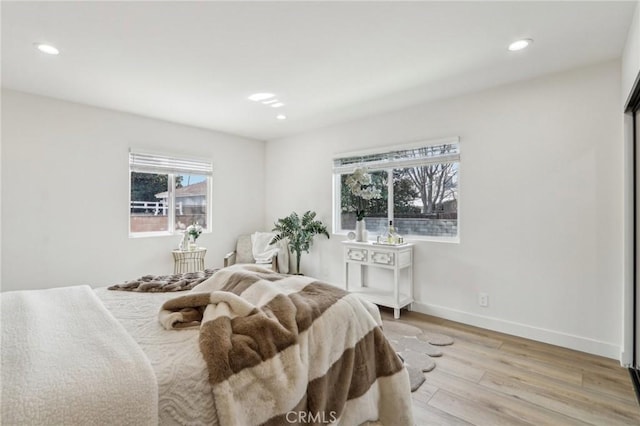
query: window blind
[
  {"left": 129, "top": 151, "right": 213, "bottom": 175},
  {"left": 333, "top": 138, "right": 460, "bottom": 173}
]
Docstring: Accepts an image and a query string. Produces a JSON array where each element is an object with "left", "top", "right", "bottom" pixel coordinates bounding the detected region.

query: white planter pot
[{"left": 355, "top": 220, "right": 367, "bottom": 242}]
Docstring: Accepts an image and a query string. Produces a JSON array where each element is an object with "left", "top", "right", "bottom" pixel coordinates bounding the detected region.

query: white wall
[
  {"left": 265, "top": 60, "right": 623, "bottom": 358},
  {"left": 621, "top": 0, "right": 640, "bottom": 366},
  {"left": 1, "top": 90, "right": 265, "bottom": 291},
  {"left": 623, "top": 1, "right": 640, "bottom": 105},
  {"left": 0, "top": 88, "right": 3, "bottom": 290}
]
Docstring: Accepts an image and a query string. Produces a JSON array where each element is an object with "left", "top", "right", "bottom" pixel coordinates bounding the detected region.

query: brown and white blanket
[
  {"left": 159, "top": 264, "right": 413, "bottom": 426},
  {"left": 109, "top": 268, "right": 219, "bottom": 292}
]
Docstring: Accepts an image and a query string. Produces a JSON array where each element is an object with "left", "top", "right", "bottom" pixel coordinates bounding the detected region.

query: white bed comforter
[
  {"left": 1, "top": 285, "right": 158, "bottom": 425},
  {"left": 94, "top": 287, "right": 219, "bottom": 425}
]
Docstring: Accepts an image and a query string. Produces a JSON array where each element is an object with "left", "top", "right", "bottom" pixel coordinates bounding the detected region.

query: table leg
[
  {"left": 393, "top": 267, "right": 399, "bottom": 311},
  {"left": 344, "top": 261, "right": 349, "bottom": 291},
  {"left": 394, "top": 308, "right": 400, "bottom": 319}
]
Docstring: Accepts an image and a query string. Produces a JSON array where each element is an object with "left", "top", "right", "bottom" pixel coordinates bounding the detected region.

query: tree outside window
[{"left": 335, "top": 140, "right": 459, "bottom": 239}]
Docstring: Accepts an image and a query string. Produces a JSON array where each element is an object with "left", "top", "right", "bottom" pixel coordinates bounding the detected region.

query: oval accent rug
[{"left": 381, "top": 320, "right": 454, "bottom": 391}]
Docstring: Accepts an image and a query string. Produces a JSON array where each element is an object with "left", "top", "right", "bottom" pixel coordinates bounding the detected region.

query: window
[
  {"left": 333, "top": 137, "right": 459, "bottom": 240},
  {"left": 129, "top": 151, "right": 213, "bottom": 237}
]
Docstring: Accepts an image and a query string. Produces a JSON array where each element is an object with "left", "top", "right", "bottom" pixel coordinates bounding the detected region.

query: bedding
[
  {"left": 160, "top": 264, "right": 414, "bottom": 426},
  {"left": 1, "top": 266, "right": 413, "bottom": 426},
  {"left": 107, "top": 268, "right": 219, "bottom": 292},
  {"left": 0, "top": 285, "right": 157, "bottom": 425},
  {"left": 94, "top": 287, "right": 219, "bottom": 425}
]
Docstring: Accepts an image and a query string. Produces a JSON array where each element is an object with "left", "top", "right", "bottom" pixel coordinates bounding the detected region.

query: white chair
[{"left": 223, "top": 232, "right": 289, "bottom": 273}]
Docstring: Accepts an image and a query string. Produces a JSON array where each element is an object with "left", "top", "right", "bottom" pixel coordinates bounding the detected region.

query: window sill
[
  {"left": 129, "top": 231, "right": 175, "bottom": 238},
  {"left": 129, "top": 230, "right": 211, "bottom": 239},
  {"left": 333, "top": 231, "right": 459, "bottom": 244},
  {"left": 409, "top": 235, "right": 460, "bottom": 244}
]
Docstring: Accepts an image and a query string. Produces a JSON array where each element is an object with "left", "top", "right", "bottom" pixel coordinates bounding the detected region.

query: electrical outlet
[{"left": 478, "top": 293, "right": 489, "bottom": 307}]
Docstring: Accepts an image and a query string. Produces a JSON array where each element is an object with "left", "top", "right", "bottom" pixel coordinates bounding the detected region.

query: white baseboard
[
  {"left": 410, "top": 301, "right": 621, "bottom": 360},
  {"left": 620, "top": 350, "right": 632, "bottom": 368}
]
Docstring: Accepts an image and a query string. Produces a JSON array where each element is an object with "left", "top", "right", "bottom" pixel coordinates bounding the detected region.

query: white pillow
[{"left": 251, "top": 232, "right": 280, "bottom": 264}]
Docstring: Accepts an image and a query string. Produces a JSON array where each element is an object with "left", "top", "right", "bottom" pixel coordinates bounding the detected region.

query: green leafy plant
[
  {"left": 186, "top": 223, "right": 203, "bottom": 240},
  {"left": 270, "top": 211, "right": 330, "bottom": 275}
]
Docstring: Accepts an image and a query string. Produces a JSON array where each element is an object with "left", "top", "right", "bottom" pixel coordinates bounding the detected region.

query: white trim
[
  {"left": 168, "top": 174, "right": 176, "bottom": 233},
  {"left": 386, "top": 168, "right": 393, "bottom": 228},
  {"left": 129, "top": 230, "right": 174, "bottom": 238},
  {"left": 129, "top": 149, "right": 213, "bottom": 175},
  {"left": 408, "top": 235, "right": 460, "bottom": 244},
  {"left": 622, "top": 112, "right": 634, "bottom": 367},
  {"left": 128, "top": 167, "right": 133, "bottom": 237},
  {"left": 333, "top": 154, "right": 460, "bottom": 174},
  {"left": 334, "top": 136, "right": 459, "bottom": 160},
  {"left": 128, "top": 149, "right": 213, "bottom": 238},
  {"left": 206, "top": 176, "right": 213, "bottom": 235},
  {"left": 332, "top": 136, "right": 460, "bottom": 241},
  {"left": 331, "top": 231, "right": 459, "bottom": 244},
  {"left": 332, "top": 173, "right": 342, "bottom": 235},
  {"left": 410, "top": 301, "right": 621, "bottom": 359}
]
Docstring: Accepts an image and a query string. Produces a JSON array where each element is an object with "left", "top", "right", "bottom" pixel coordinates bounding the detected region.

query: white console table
[{"left": 342, "top": 241, "right": 414, "bottom": 319}]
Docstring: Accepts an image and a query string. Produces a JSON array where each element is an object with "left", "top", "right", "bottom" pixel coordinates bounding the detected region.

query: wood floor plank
[
  {"left": 478, "top": 372, "right": 640, "bottom": 425},
  {"left": 441, "top": 339, "right": 584, "bottom": 385},
  {"left": 500, "top": 338, "right": 629, "bottom": 369},
  {"left": 383, "top": 311, "right": 640, "bottom": 426},
  {"left": 426, "top": 369, "right": 589, "bottom": 426},
  {"left": 426, "top": 349, "right": 486, "bottom": 383},
  {"left": 428, "top": 389, "right": 533, "bottom": 426},
  {"left": 410, "top": 381, "right": 439, "bottom": 409},
  {"left": 412, "top": 403, "right": 475, "bottom": 426},
  {"left": 500, "top": 341, "right": 630, "bottom": 381},
  {"left": 582, "top": 369, "right": 638, "bottom": 404}
]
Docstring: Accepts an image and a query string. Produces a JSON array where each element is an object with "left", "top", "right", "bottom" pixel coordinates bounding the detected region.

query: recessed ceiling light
[
  {"left": 508, "top": 39, "right": 533, "bottom": 51},
  {"left": 270, "top": 102, "right": 285, "bottom": 108},
  {"left": 276, "top": 114, "right": 287, "bottom": 120},
  {"left": 35, "top": 43, "right": 59, "bottom": 55},
  {"left": 248, "top": 93, "right": 275, "bottom": 102},
  {"left": 262, "top": 99, "right": 279, "bottom": 105}
]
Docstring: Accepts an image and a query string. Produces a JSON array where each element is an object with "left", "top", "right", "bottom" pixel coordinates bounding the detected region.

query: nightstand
[{"left": 172, "top": 248, "right": 206, "bottom": 273}]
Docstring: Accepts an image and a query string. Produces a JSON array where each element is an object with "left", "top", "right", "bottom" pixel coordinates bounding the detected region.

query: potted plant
[
  {"left": 270, "top": 211, "right": 329, "bottom": 275},
  {"left": 179, "top": 222, "right": 203, "bottom": 251},
  {"left": 345, "top": 167, "right": 382, "bottom": 241}
]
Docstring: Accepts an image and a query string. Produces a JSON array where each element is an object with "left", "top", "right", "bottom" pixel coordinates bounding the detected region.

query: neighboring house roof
[{"left": 155, "top": 181, "right": 206, "bottom": 199}]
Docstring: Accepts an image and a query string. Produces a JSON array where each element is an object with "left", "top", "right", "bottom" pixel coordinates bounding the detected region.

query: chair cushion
[{"left": 235, "top": 235, "right": 254, "bottom": 264}]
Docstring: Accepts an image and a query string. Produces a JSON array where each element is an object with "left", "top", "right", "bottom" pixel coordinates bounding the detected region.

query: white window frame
[
  {"left": 332, "top": 136, "right": 460, "bottom": 243},
  {"left": 128, "top": 150, "right": 213, "bottom": 238}
]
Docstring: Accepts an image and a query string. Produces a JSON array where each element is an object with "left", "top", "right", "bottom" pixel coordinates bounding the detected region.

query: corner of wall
[
  {"left": 621, "top": 0, "right": 640, "bottom": 366},
  {"left": 622, "top": 0, "right": 640, "bottom": 105},
  {"left": 0, "top": 91, "right": 3, "bottom": 291}
]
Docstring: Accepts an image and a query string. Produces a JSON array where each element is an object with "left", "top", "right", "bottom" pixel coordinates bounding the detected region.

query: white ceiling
[{"left": 1, "top": 1, "right": 636, "bottom": 141}]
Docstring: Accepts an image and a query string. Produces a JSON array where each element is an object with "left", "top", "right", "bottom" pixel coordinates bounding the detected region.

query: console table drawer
[
  {"left": 346, "top": 248, "right": 368, "bottom": 262},
  {"left": 371, "top": 251, "right": 395, "bottom": 266}
]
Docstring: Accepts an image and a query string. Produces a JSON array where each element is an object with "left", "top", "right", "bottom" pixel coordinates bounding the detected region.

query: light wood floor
[{"left": 381, "top": 310, "right": 640, "bottom": 426}]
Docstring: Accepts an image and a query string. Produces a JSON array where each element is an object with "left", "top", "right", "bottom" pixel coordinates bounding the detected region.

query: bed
[{"left": 1, "top": 265, "right": 413, "bottom": 425}]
